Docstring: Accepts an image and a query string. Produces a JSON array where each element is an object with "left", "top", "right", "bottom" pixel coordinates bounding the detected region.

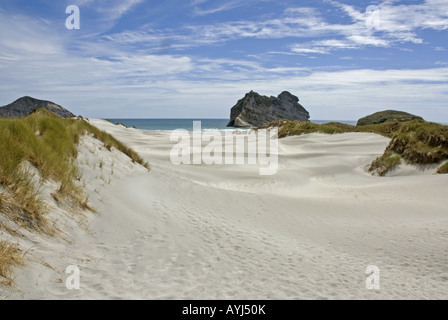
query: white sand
[{"left": 2, "top": 119, "right": 448, "bottom": 299}]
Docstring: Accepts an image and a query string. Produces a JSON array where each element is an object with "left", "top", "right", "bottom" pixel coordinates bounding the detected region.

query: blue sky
[{"left": 0, "top": 0, "right": 447, "bottom": 121}]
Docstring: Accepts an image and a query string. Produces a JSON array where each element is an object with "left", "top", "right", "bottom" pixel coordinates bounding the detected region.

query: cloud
[
  {"left": 291, "top": 36, "right": 388, "bottom": 55},
  {"left": 191, "top": 0, "right": 208, "bottom": 5},
  {"left": 290, "top": 0, "right": 448, "bottom": 54},
  {"left": 102, "top": 7, "right": 333, "bottom": 51},
  {"left": 191, "top": 0, "right": 258, "bottom": 16},
  {"left": 101, "top": 1, "right": 446, "bottom": 56},
  {"left": 98, "top": 0, "right": 144, "bottom": 20},
  {"left": 0, "top": 13, "right": 65, "bottom": 57},
  {"left": 1, "top": 1, "right": 448, "bottom": 121},
  {"left": 69, "top": 0, "right": 144, "bottom": 32}
]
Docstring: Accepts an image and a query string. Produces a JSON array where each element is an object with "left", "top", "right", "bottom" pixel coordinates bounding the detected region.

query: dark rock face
[
  {"left": 227, "top": 91, "right": 310, "bottom": 127},
  {"left": 357, "top": 110, "right": 423, "bottom": 126},
  {"left": 0, "top": 96, "right": 75, "bottom": 118}
]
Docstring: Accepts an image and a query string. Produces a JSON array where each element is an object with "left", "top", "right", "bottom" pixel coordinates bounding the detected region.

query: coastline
[
  {"left": 103, "top": 118, "right": 448, "bottom": 132},
  {"left": 3, "top": 119, "right": 447, "bottom": 299}
]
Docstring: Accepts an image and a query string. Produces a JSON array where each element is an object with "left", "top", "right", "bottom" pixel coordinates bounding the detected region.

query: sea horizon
[
  {"left": 104, "top": 118, "right": 360, "bottom": 131},
  {"left": 103, "top": 118, "right": 448, "bottom": 131}
]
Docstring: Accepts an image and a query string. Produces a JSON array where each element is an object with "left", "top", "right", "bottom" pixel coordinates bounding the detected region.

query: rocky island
[
  {"left": 0, "top": 96, "right": 75, "bottom": 118},
  {"left": 227, "top": 91, "right": 310, "bottom": 127}
]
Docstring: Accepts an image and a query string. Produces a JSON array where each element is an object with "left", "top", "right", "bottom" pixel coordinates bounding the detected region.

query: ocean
[{"left": 105, "top": 119, "right": 358, "bottom": 131}]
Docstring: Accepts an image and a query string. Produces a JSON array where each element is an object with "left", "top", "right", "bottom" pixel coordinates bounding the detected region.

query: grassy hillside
[
  {"left": 369, "top": 121, "right": 448, "bottom": 175},
  {"left": 259, "top": 120, "right": 448, "bottom": 175},
  {"left": 357, "top": 110, "right": 424, "bottom": 126},
  {"left": 0, "top": 110, "right": 149, "bottom": 285}
]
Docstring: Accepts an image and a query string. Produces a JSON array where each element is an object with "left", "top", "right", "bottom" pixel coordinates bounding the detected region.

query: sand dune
[{"left": 3, "top": 119, "right": 447, "bottom": 299}]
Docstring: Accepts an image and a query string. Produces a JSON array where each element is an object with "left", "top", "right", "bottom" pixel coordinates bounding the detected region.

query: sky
[{"left": 0, "top": 0, "right": 447, "bottom": 121}]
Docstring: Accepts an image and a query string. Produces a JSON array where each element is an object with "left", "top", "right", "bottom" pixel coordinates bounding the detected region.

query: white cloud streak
[
  {"left": 99, "top": 0, "right": 447, "bottom": 55},
  {"left": 0, "top": 2, "right": 447, "bottom": 120}
]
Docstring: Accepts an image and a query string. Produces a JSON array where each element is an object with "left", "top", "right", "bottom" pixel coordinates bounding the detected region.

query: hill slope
[
  {"left": 0, "top": 96, "right": 75, "bottom": 118},
  {"left": 357, "top": 110, "right": 423, "bottom": 126}
]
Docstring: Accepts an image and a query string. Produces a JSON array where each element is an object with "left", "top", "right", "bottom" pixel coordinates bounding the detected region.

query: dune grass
[
  {"left": 258, "top": 119, "right": 401, "bottom": 139},
  {"left": 260, "top": 119, "right": 448, "bottom": 175},
  {"left": 437, "top": 161, "right": 448, "bottom": 174},
  {"left": 0, "top": 109, "right": 149, "bottom": 235},
  {"left": 0, "top": 109, "right": 150, "bottom": 287},
  {"left": 369, "top": 120, "right": 448, "bottom": 175},
  {"left": 368, "top": 151, "right": 402, "bottom": 176},
  {"left": 0, "top": 241, "right": 24, "bottom": 286},
  {"left": 68, "top": 119, "right": 149, "bottom": 168}
]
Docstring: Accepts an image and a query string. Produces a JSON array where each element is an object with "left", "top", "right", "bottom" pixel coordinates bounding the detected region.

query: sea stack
[
  {"left": 0, "top": 96, "right": 75, "bottom": 118},
  {"left": 227, "top": 91, "right": 310, "bottom": 127}
]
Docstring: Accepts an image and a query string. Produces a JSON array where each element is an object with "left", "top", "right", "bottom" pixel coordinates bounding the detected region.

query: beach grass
[
  {"left": 260, "top": 119, "right": 448, "bottom": 175},
  {"left": 0, "top": 110, "right": 150, "bottom": 287},
  {"left": 0, "top": 240, "right": 24, "bottom": 286},
  {"left": 0, "top": 109, "right": 149, "bottom": 236},
  {"left": 368, "top": 151, "right": 402, "bottom": 176},
  {"left": 69, "top": 119, "right": 149, "bottom": 169},
  {"left": 258, "top": 119, "right": 401, "bottom": 138},
  {"left": 437, "top": 161, "right": 448, "bottom": 174}
]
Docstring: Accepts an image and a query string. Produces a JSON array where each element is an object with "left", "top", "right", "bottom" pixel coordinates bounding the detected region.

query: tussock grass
[
  {"left": 258, "top": 120, "right": 401, "bottom": 139},
  {"left": 0, "top": 109, "right": 149, "bottom": 286},
  {"left": 0, "top": 241, "right": 24, "bottom": 286},
  {"left": 261, "top": 119, "right": 448, "bottom": 175},
  {"left": 277, "top": 121, "right": 349, "bottom": 138},
  {"left": 368, "top": 151, "right": 402, "bottom": 176},
  {"left": 0, "top": 109, "right": 149, "bottom": 235},
  {"left": 437, "top": 161, "right": 448, "bottom": 174},
  {"left": 370, "top": 120, "right": 448, "bottom": 175},
  {"left": 68, "top": 119, "right": 150, "bottom": 169}
]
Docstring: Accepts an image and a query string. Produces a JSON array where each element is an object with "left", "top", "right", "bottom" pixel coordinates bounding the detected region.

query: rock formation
[
  {"left": 227, "top": 91, "right": 310, "bottom": 127},
  {"left": 0, "top": 96, "right": 75, "bottom": 118},
  {"left": 357, "top": 110, "right": 423, "bottom": 126}
]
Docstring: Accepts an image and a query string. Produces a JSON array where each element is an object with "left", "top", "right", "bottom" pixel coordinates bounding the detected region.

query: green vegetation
[
  {"left": 259, "top": 119, "right": 448, "bottom": 175},
  {"left": 0, "top": 109, "right": 150, "bottom": 286},
  {"left": 274, "top": 121, "right": 347, "bottom": 137},
  {"left": 368, "top": 151, "right": 402, "bottom": 176},
  {"left": 383, "top": 120, "right": 448, "bottom": 165},
  {"left": 357, "top": 110, "right": 424, "bottom": 126},
  {"left": 258, "top": 119, "right": 401, "bottom": 138},
  {"left": 0, "top": 109, "right": 149, "bottom": 235}
]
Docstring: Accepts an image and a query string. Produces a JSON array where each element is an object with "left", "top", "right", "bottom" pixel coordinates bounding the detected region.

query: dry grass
[
  {"left": 437, "top": 161, "right": 448, "bottom": 174},
  {"left": 67, "top": 119, "right": 150, "bottom": 170},
  {"left": 0, "top": 109, "right": 150, "bottom": 287},
  {"left": 371, "top": 121, "right": 448, "bottom": 175},
  {"left": 258, "top": 119, "right": 401, "bottom": 139},
  {"left": 0, "top": 109, "right": 149, "bottom": 236},
  {"left": 0, "top": 241, "right": 25, "bottom": 286},
  {"left": 368, "top": 151, "right": 402, "bottom": 176}
]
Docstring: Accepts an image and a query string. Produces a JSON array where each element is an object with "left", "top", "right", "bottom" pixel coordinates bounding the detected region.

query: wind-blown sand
[{"left": 3, "top": 119, "right": 448, "bottom": 299}]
